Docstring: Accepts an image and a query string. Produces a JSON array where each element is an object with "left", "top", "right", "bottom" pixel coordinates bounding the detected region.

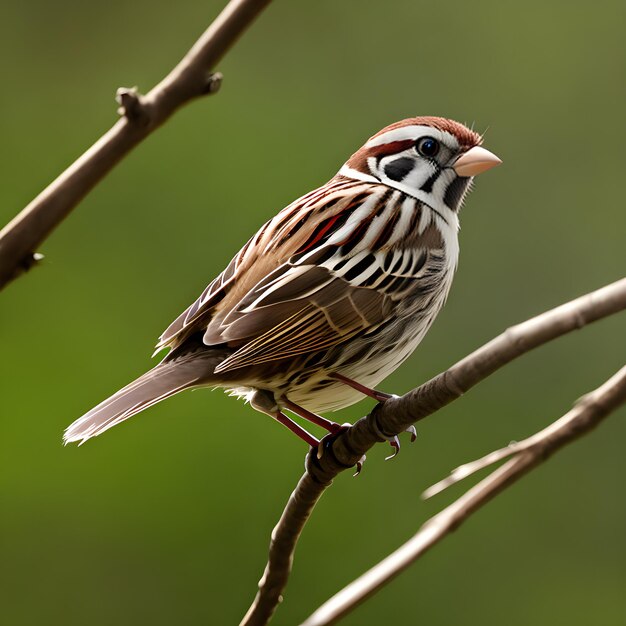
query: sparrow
[{"left": 64, "top": 116, "right": 501, "bottom": 448}]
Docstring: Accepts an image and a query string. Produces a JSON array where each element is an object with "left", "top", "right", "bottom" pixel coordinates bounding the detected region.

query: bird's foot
[
  {"left": 315, "top": 425, "right": 367, "bottom": 476},
  {"left": 385, "top": 435, "right": 401, "bottom": 460},
  {"left": 278, "top": 396, "right": 365, "bottom": 472},
  {"left": 384, "top": 425, "right": 418, "bottom": 460},
  {"left": 405, "top": 424, "right": 418, "bottom": 442},
  {"left": 328, "top": 374, "right": 418, "bottom": 460}
]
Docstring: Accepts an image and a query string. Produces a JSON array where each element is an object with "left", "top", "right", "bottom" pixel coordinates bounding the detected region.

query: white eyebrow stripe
[{"left": 366, "top": 125, "right": 457, "bottom": 149}]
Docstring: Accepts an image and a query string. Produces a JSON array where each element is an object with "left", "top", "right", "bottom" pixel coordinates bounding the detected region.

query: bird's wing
[
  {"left": 158, "top": 180, "right": 447, "bottom": 373},
  {"left": 207, "top": 199, "right": 446, "bottom": 373},
  {"left": 156, "top": 240, "right": 249, "bottom": 350},
  {"left": 209, "top": 256, "right": 394, "bottom": 373},
  {"left": 156, "top": 179, "right": 382, "bottom": 351}
]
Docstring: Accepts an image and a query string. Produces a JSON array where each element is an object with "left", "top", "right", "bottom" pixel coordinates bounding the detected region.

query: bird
[{"left": 64, "top": 116, "right": 501, "bottom": 450}]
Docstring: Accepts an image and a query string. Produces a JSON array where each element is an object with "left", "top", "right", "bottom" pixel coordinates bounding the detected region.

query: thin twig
[
  {"left": 241, "top": 277, "right": 626, "bottom": 626},
  {"left": 240, "top": 466, "right": 333, "bottom": 626},
  {"left": 301, "top": 365, "right": 626, "bottom": 626},
  {"left": 0, "top": 0, "right": 272, "bottom": 291}
]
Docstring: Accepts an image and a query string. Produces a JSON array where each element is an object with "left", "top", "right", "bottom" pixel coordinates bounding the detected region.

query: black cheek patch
[
  {"left": 444, "top": 176, "right": 471, "bottom": 211},
  {"left": 384, "top": 157, "right": 414, "bottom": 181},
  {"left": 419, "top": 169, "right": 441, "bottom": 193}
]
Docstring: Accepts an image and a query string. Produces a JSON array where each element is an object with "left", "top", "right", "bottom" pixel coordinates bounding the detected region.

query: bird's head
[{"left": 339, "top": 116, "right": 501, "bottom": 213}]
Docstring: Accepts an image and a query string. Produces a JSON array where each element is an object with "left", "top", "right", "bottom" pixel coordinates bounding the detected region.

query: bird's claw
[
  {"left": 383, "top": 426, "right": 417, "bottom": 460},
  {"left": 385, "top": 436, "right": 401, "bottom": 461},
  {"left": 405, "top": 424, "right": 418, "bottom": 442},
  {"left": 353, "top": 454, "right": 367, "bottom": 476},
  {"left": 315, "top": 425, "right": 366, "bottom": 476}
]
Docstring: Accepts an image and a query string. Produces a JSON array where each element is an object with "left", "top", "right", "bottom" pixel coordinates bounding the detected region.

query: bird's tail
[{"left": 63, "top": 357, "right": 216, "bottom": 445}]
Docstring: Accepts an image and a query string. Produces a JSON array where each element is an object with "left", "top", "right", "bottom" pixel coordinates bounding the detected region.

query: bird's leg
[
  {"left": 250, "top": 390, "right": 319, "bottom": 448},
  {"left": 281, "top": 396, "right": 345, "bottom": 434},
  {"left": 330, "top": 372, "right": 397, "bottom": 403},
  {"left": 273, "top": 410, "right": 320, "bottom": 448},
  {"left": 281, "top": 396, "right": 366, "bottom": 473},
  {"left": 330, "top": 373, "right": 418, "bottom": 457}
]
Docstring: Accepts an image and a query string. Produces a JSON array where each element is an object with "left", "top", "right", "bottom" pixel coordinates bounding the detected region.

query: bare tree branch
[
  {"left": 301, "top": 364, "right": 626, "bottom": 626},
  {"left": 0, "top": 0, "right": 272, "bottom": 291},
  {"left": 241, "top": 277, "right": 626, "bottom": 626},
  {"left": 240, "top": 466, "right": 333, "bottom": 626}
]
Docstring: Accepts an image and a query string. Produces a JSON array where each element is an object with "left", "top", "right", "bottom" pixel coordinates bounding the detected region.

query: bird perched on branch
[{"left": 65, "top": 116, "right": 500, "bottom": 451}]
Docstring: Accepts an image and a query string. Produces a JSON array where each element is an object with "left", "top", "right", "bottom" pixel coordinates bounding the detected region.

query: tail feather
[{"left": 64, "top": 359, "right": 209, "bottom": 445}]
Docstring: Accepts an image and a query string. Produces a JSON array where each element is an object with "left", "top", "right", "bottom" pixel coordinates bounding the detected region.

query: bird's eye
[{"left": 416, "top": 137, "right": 440, "bottom": 158}]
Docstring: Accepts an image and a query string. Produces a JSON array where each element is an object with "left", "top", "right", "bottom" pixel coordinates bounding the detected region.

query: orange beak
[{"left": 453, "top": 146, "right": 502, "bottom": 177}]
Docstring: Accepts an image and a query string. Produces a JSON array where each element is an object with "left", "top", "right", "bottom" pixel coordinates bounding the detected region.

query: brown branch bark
[
  {"left": 0, "top": 0, "right": 272, "bottom": 291},
  {"left": 302, "top": 364, "right": 626, "bottom": 626},
  {"left": 240, "top": 277, "right": 626, "bottom": 626}
]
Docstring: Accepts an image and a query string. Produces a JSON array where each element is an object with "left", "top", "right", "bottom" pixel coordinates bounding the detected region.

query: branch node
[
  {"left": 11, "top": 251, "right": 45, "bottom": 280},
  {"left": 0, "top": 0, "right": 271, "bottom": 291},
  {"left": 202, "top": 72, "right": 223, "bottom": 95},
  {"left": 115, "top": 87, "right": 149, "bottom": 124},
  {"left": 243, "top": 280, "right": 626, "bottom": 626}
]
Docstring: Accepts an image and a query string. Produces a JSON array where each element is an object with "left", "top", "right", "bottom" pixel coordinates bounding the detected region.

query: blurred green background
[{"left": 1, "top": 1, "right": 625, "bottom": 624}]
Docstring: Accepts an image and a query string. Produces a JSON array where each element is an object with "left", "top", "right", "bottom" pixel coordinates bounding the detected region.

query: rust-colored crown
[
  {"left": 345, "top": 117, "right": 481, "bottom": 174},
  {"left": 369, "top": 116, "right": 481, "bottom": 149}
]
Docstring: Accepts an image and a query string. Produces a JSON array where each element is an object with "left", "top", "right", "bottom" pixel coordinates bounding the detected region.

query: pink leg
[
  {"left": 274, "top": 410, "right": 320, "bottom": 448},
  {"left": 249, "top": 389, "right": 320, "bottom": 448},
  {"left": 330, "top": 373, "right": 417, "bottom": 454},
  {"left": 281, "top": 395, "right": 369, "bottom": 474},
  {"left": 281, "top": 396, "right": 344, "bottom": 434},
  {"left": 330, "top": 372, "right": 395, "bottom": 402}
]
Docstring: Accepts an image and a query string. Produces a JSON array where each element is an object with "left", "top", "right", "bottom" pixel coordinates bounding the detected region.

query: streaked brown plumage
[{"left": 64, "top": 117, "right": 500, "bottom": 447}]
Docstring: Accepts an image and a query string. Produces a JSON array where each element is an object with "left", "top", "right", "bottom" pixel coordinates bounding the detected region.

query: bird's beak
[{"left": 453, "top": 146, "right": 502, "bottom": 177}]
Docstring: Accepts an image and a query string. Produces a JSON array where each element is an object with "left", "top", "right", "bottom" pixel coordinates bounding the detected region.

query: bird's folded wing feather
[
  {"left": 156, "top": 234, "right": 256, "bottom": 349},
  {"left": 156, "top": 180, "right": 444, "bottom": 373},
  {"left": 209, "top": 260, "right": 394, "bottom": 373},
  {"left": 156, "top": 180, "right": 382, "bottom": 351}
]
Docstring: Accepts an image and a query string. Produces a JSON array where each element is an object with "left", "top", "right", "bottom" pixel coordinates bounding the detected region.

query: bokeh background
[{"left": 1, "top": 1, "right": 625, "bottom": 624}]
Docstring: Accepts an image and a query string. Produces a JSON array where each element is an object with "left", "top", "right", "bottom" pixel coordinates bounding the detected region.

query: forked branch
[
  {"left": 302, "top": 364, "right": 626, "bottom": 625},
  {"left": 241, "top": 277, "right": 626, "bottom": 626},
  {"left": 0, "top": 0, "right": 272, "bottom": 291}
]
